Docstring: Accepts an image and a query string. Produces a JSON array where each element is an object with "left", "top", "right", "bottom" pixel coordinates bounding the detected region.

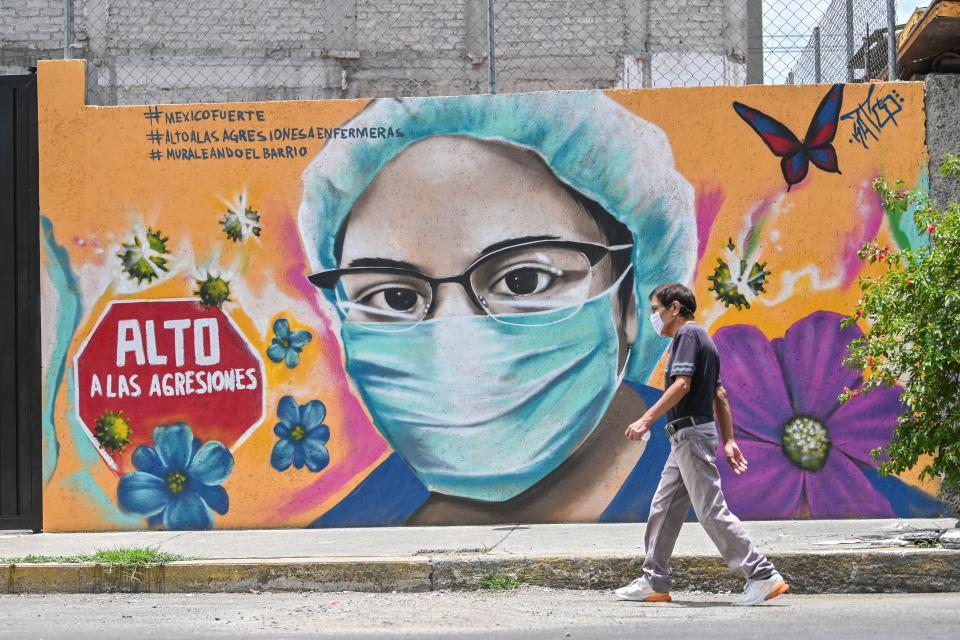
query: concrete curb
[
  {"left": 2, "top": 550, "right": 958, "bottom": 594},
  {"left": 1, "top": 557, "right": 433, "bottom": 594},
  {"left": 432, "top": 550, "right": 960, "bottom": 593}
]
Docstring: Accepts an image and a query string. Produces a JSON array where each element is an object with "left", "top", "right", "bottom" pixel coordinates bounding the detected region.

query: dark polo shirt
[{"left": 664, "top": 322, "right": 722, "bottom": 423}]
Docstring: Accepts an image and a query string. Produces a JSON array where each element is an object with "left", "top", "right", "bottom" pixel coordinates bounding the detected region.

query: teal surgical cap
[{"left": 298, "top": 90, "right": 696, "bottom": 385}]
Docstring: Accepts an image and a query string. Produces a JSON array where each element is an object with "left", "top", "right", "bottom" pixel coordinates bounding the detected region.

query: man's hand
[
  {"left": 723, "top": 440, "right": 749, "bottom": 475},
  {"left": 625, "top": 415, "right": 654, "bottom": 441}
]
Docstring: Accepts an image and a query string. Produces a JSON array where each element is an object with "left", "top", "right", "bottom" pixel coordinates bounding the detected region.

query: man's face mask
[
  {"left": 649, "top": 308, "right": 666, "bottom": 337},
  {"left": 337, "top": 267, "right": 632, "bottom": 502}
]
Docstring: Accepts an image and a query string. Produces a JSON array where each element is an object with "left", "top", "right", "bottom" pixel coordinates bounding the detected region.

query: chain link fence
[
  {"left": 787, "top": 0, "right": 896, "bottom": 84},
  {"left": 1, "top": 0, "right": 903, "bottom": 105}
]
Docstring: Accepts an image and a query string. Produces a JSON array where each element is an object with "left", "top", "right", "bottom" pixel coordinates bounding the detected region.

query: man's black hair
[{"left": 649, "top": 283, "right": 696, "bottom": 318}]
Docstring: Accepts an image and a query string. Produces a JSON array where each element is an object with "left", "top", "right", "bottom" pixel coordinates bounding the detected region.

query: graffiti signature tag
[{"left": 841, "top": 85, "right": 906, "bottom": 149}]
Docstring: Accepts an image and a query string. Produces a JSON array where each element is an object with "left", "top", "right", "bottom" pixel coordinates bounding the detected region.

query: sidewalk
[{"left": 1, "top": 518, "right": 958, "bottom": 595}]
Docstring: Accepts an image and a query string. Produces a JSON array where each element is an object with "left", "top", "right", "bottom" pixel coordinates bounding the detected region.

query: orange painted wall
[{"left": 38, "top": 60, "right": 941, "bottom": 532}]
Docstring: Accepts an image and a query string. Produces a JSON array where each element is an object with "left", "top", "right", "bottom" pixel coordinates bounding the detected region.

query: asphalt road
[{"left": 2, "top": 588, "right": 959, "bottom": 639}]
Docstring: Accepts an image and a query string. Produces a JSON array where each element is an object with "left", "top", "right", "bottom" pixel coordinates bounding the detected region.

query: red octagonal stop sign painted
[{"left": 74, "top": 298, "right": 266, "bottom": 474}]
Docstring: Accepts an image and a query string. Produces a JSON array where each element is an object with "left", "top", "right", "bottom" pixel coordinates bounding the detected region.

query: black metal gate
[{"left": 0, "top": 72, "right": 41, "bottom": 532}]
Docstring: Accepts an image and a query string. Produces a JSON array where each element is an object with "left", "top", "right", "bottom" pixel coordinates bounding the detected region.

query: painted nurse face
[{"left": 334, "top": 135, "right": 636, "bottom": 358}]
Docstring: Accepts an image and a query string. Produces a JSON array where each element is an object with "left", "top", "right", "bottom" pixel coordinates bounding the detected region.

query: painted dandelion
[
  {"left": 95, "top": 410, "right": 133, "bottom": 453},
  {"left": 118, "top": 227, "right": 170, "bottom": 284},
  {"left": 707, "top": 239, "right": 771, "bottom": 310},
  {"left": 196, "top": 273, "right": 231, "bottom": 308},
  {"left": 219, "top": 191, "right": 261, "bottom": 242}
]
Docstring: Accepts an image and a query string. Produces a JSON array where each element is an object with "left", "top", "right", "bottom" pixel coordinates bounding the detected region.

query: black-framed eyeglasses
[{"left": 308, "top": 239, "right": 633, "bottom": 331}]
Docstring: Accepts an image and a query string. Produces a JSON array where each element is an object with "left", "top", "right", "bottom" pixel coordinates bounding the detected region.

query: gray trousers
[{"left": 642, "top": 422, "right": 776, "bottom": 592}]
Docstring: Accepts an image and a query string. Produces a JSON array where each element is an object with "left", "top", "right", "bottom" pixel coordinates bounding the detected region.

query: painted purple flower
[{"left": 713, "top": 310, "right": 902, "bottom": 519}]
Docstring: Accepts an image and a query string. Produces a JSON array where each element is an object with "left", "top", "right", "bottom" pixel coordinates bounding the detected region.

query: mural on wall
[{"left": 38, "top": 60, "right": 946, "bottom": 532}]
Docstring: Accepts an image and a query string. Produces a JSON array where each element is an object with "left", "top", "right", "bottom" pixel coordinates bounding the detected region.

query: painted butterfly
[{"left": 732, "top": 83, "right": 845, "bottom": 190}]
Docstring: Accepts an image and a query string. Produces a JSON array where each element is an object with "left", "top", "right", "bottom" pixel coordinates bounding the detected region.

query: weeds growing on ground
[
  {"left": 913, "top": 539, "right": 942, "bottom": 549},
  {"left": 1, "top": 546, "right": 185, "bottom": 566},
  {"left": 477, "top": 572, "right": 528, "bottom": 590}
]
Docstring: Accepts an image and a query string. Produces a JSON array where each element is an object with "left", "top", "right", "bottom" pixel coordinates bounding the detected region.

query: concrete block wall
[
  {"left": 923, "top": 75, "right": 960, "bottom": 515},
  {"left": 0, "top": 0, "right": 64, "bottom": 75},
  {"left": 2, "top": 0, "right": 747, "bottom": 103},
  {"left": 493, "top": 0, "right": 625, "bottom": 91},
  {"left": 74, "top": 0, "right": 349, "bottom": 104},
  {"left": 645, "top": 0, "right": 747, "bottom": 86},
  {"left": 347, "top": 0, "right": 486, "bottom": 98},
  {"left": 925, "top": 75, "right": 960, "bottom": 210}
]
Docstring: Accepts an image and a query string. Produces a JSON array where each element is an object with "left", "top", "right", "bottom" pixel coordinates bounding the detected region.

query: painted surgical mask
[{"left": 339, "top": 274, "right": 630, "bottom": 502}]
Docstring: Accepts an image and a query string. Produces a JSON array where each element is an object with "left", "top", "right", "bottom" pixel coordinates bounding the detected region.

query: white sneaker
[
  {"left": 614, "top": 576, "right": 672, "bottom": 602},
  {"left": 730, "top": 572, "right": 790, "bottom": 606}
]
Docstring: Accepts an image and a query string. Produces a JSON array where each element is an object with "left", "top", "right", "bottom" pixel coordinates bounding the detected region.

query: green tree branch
[{"left": 842, "top": 153, "right": 960, "bottom": 487}]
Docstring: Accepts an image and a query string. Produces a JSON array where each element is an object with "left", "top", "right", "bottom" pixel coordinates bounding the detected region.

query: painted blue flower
[
  {"left": 271, "top": 396, "right": 331, "bottom": 472},
  {"left": 266, "top": 318, "right": 312, "bottom": 368},
  {"left": 117, "top": 423, "right": 234, "bottom": 530}
]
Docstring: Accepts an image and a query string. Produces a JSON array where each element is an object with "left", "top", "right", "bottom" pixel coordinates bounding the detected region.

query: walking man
[{"left": 616, "top": 283, "right": 790, "bottom": 606}]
